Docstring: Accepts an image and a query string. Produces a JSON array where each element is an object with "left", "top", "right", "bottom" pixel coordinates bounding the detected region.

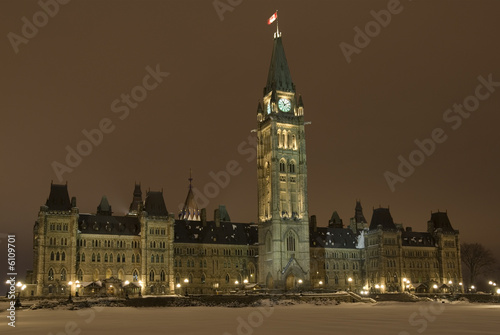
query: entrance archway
[{"left": 286, "top": 273, "right": 295, "bottom": 290}]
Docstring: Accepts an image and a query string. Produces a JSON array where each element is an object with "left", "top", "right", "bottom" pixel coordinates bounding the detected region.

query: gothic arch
[{"left": 265, "top": 231, "right": 272, "bottom": 253}]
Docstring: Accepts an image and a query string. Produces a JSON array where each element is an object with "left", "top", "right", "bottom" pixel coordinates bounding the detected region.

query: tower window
[
  {"left": 286, "top": 231, "right": 296, "bottom": 252},
  {"left": 48, "top": 268, "right": 54, "bottom": 281},
  {"left": 279, "top": 160, "right": 286, "bottom": 172}
]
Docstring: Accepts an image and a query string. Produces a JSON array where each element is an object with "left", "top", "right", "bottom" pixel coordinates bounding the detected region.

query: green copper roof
[{"left": 264, "top": 37, "right": 295, "bottom": 95}]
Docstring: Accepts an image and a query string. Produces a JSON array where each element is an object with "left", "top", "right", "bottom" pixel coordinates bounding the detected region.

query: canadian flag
[{"left": 267, "top": 12, "right": 277, "bottom": 25}]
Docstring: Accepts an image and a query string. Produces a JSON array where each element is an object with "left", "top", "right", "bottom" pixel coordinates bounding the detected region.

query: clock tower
[{"left": 257, "top": 29, "right": 310, "bottom": 290}]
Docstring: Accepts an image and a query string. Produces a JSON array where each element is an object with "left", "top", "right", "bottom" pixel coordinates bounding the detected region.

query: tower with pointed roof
[
  {"left": 179, "top": 173, "right": 200, "bottom": 221},
  {"left": 257, "top": 26, "right": 310, "bottom": 289}
]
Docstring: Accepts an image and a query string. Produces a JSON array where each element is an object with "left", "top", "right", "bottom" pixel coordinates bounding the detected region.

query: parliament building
[{"left": 28, "top": 28, "right": 463, "bottom": 297}]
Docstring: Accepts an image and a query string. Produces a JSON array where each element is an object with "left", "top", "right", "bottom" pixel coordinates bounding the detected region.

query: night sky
[{"left": 1, "top": 0, "right": 499, "bottom": 285}]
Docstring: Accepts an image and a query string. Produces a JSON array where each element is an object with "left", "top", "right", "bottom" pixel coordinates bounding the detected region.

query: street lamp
[
  {"left": 348, "top": 277, "right": 353, "bottom": 291},
  {"left": 184, "top": 278, "right": 189, "bottom": 296},
  {"left": 243, "top": 279, "right": 248, "bottom": 284}
]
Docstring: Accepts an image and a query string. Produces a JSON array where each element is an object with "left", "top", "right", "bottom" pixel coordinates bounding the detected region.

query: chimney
[
  {"left": 201, "top": 208, "right": 207, "bottom": 227},
  {"left": 214, "top": 208, "right": 220, "bottom": 227},
  {"left": 310, "top": 215, "right": 317, "bottom": 232}
]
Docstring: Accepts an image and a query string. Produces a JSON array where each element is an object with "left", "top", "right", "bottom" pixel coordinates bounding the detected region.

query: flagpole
[{"left": 276, "top": 10, "right": 279, "bottom": 36}]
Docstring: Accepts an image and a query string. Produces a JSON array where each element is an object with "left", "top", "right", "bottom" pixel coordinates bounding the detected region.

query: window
[
  {"left": 48, "top": 268, "right": 54, "bottom": 281},
  {"left": 105, "top": 254, "right": 108, "bottom": 262},
  {"left": 61, "top": 252, "right": 66, "bottom": 261},
  {"left": 60, "top": 268, "right": 66, "bottom": 281},
  {"left": 149, "top": 270, "right": 155, "bottom": 281},
  {"left": 286, "top": 231, "right": 296, "bottom": 252},
  {"left": 133, "top": 270, "right": 139, "bottom": 282},
  {"left": 81, "top": 253, "right": 85, "bottom": 262},
  {"left": 50, "top": 252, "right": 54, "bottom": 261},
  {"left": 56, "top": 252, "right": 60, "bottom": 261},
  {"left": 288, "top": 162, "right": 295, "bottom": 173},
  {"left": 201, "top": 274, "right": 206, "bottom": 284},
  {"left": 122, "top": 254, "right": 125, "bottom": 263},
  {"left": 225, "top": 274, "right": 230, "bottom": 284},
  {"left": 132, "top": 254, "right": 135, "bottom": 263},
  {"left": 97, "top": 254, "right": 101, "bottom": 262},
  {"left": 77, "top": 269, "right": 83, "bottom": 281},
  {"left": 279, "top": 160, "right": 286, "bottom": 172},
  {"left": 92, "top": 253, "right": 96, "bottom": 262},
  {"left": 117, "top": 254, "right": 120, "bottom": 262},
  {"left": 76, "top": 253, "right": 80, "bottom": 262},
  {"left": 160, "top": 270, "right": 166, "bottom": 282},
  {"left": 110, "top": 253, "right": 113, "bottom": 263}
]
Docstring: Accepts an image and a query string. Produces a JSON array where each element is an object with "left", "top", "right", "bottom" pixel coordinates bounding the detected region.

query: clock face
[
  {"left": 278, "top": 98, "right": 291, "bottom": 112},
  {"left": 267, "top": 103, "right": 271, "bottom": 114}
]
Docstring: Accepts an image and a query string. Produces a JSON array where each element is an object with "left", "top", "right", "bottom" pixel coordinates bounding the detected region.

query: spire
[
  {"left": 128, "top": 183, "right": 143, "bottom": 216},
  {"left": 264, "top": 34, "right": 295, "bottom": 96},
  {"left": 354, "top": 200, "right": 367, "bottom": 224},
  {"left": 97, "top": 196, "right": 112, "bottom": 216},
  {"left": 179, "top": 172, "right": 200, "bottom": 221}
]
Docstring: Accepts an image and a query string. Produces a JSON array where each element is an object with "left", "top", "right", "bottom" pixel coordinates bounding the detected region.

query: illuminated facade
[{"left": 28, "top": 30, "right": 462, "bottom": 297}]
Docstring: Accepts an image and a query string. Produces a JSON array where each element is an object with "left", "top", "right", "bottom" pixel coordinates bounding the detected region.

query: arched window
[
  {"left": 225, "top": 274, "right": 230, "bottom": 284},
  {"left": 201, "top": 273, "right": 206, "bottom": 284},
  {"left": 50, "top": 252, "right": 54, "bottom": 261},
  {"left": 292, "top": 134, "right": 297, "bottom": 150},
  {"left": 160, "top": 270, "right": 166, "bottom": 282},
  {"left": 161, "top": 255, "right": 164, "bottom": 263},
  {"left": 136, "top": 254, "right": 140, "bottom": 263},
  {"left": 277, "top": 129, "right": 282, "bottom": 148},
  {"left": 133, "top": 270, "right": 139, "bottom": 282},
  {"left": 56, "top": 252, "right": 60, "bottom": 261},
  {"left": 92, "top": 253, "right": 96, "bottom": 262},
  {"left": 76, "top": 253, "right": 80, "bottom": 262},
  {"left": 189, "top": 273, "right": 193, "bottom": 284},
  {"left": 109, "top": 253, "right": 113, "bottom": 263},
  {"left": 77, "top": 269, "right": 83, "bottom": 281},
  {"left": 106, "top": 269, "right": 112, "bottom": 279},
  {"left": 279, "top": 160, "right": 286, "bottom": 172},
  {"left": 286, "top": 231, "right": 296, "bottom": 252},
  {"left": 61, "top": 252, "right": 66, "bottom": 261},
  {"left": 151, "top": 255, "right": 154, "bottom": 263},
  {"left": 117, "top": 254, "right": 120, "bottom": 262},
  {"left": 149, "top": 270, "right": 155, "bottom": 281},
  {"left": 288, "top": 161, "right": 295, "bottom": 173},
  {"left": 105, "top": 254, "right": 108, "bottom": 262},
  {"left": 48, "top": 268, "right": 54, "bottom": 281},
  {"left": 81, "top": 253, "right": 85, "bottom": 262},
  {"left": 156, "top": 254, "right": 160, "bottom": 263},
  {"left": 122, "top": 254, "right": 125, "bottom": 263},
  {"left": 60, "top": 268, "right": 67, "bottom": 281},
  {"left": 132, "top": 254, "right": 135, "bottom": 263},
  {"left": 97, "top": 253, "right": 101, "bottom": 262}
]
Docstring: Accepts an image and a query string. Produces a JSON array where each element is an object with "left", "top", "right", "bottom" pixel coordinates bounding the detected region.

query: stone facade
[{"left": 28, "top": 30, "right": 462, "bottom": 297}]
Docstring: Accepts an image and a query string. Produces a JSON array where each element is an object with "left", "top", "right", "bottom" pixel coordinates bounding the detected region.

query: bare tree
[{"left": 461, "top": 242, "right": 496, "bottom": 285}]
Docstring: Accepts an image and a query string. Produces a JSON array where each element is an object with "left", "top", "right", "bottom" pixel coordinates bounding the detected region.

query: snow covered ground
[{"left": 1, "top": 301, "right": 499, "bottom": 335}]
